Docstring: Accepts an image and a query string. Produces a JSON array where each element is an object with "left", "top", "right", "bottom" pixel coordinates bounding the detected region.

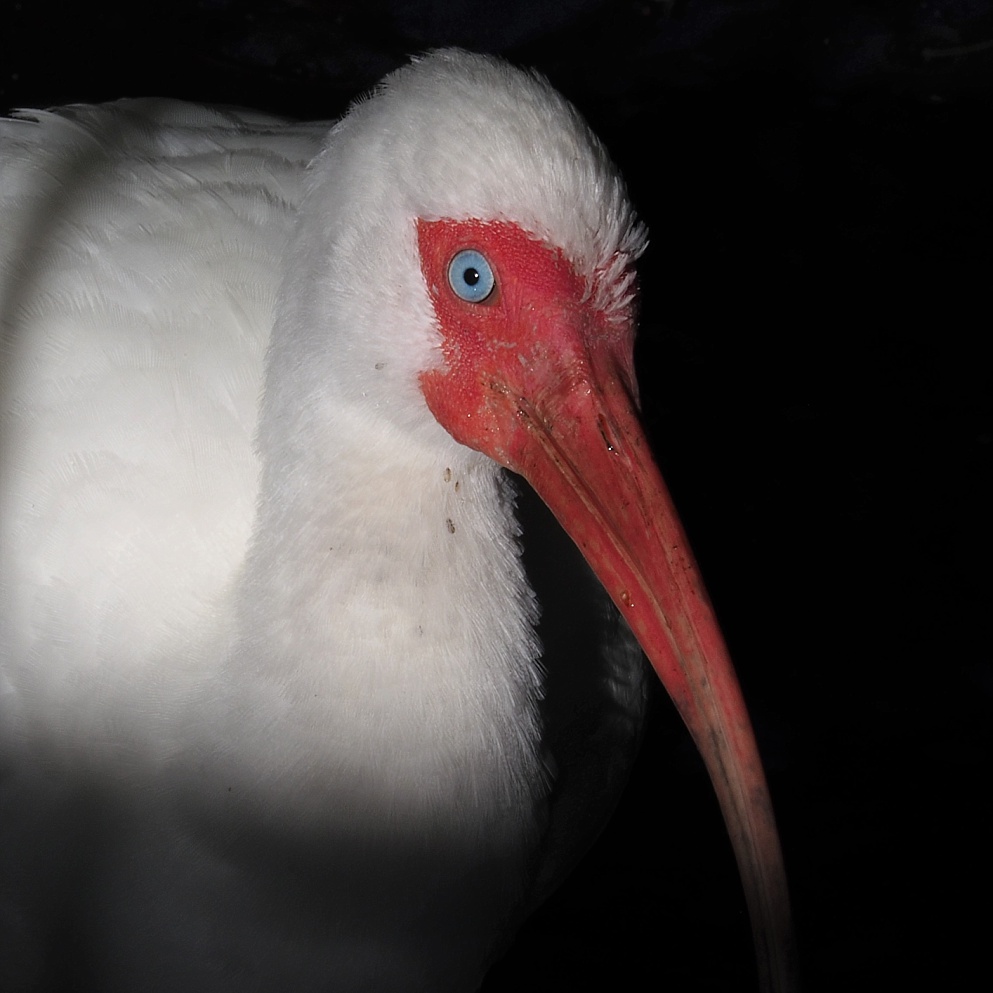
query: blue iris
[{"left": 447, "top": 249, "right": 495, "bottom": 303}]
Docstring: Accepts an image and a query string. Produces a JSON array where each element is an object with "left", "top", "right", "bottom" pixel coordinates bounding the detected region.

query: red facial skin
[{"left": 418, "top": 218, "right": 796, "bottom": 993}]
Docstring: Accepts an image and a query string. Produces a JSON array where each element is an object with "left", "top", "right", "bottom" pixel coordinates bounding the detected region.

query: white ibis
[{"left": 0, "top": 50, "right": 794, "bottom": 991}]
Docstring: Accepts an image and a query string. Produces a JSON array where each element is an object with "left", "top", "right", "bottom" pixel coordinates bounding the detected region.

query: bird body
[{"left": 1, "top": 51, "right": 792, "bottom": 992}]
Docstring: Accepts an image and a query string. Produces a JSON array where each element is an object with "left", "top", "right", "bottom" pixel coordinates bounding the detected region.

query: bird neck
[{"left": 225, "top": 419, "right": 548, "bottom": 834}]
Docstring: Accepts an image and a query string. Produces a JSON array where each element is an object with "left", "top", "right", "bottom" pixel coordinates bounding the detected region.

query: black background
[{"left": 3, "top": 2, "right": 991, "bottom": 990}]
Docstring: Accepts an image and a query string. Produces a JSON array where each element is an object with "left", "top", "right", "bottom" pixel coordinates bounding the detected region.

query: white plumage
[
  {"left": 1, "top": 50, "right": 793, "bottom": 992},
  {"left": 1, "top": 52, "right": 649, "bottom": 992}
]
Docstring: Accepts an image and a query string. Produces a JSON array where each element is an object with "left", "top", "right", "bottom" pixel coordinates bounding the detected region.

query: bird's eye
[{"left": 447, "top": 249, "right": 495, "bottom": 303}]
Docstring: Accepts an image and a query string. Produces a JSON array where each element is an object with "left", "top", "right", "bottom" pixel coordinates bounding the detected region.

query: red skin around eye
[{"left": 416, "top": 217, "right": 635, "bottom": 470}]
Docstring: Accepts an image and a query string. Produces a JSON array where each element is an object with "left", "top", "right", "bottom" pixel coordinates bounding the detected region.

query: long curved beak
[{"left": 506, "top": 332, "right": 796, "bottom": 993}]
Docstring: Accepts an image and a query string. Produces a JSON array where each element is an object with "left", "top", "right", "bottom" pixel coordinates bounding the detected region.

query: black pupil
[{"left": 463, "top": 267, "right": 480, "bottom": 287}]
